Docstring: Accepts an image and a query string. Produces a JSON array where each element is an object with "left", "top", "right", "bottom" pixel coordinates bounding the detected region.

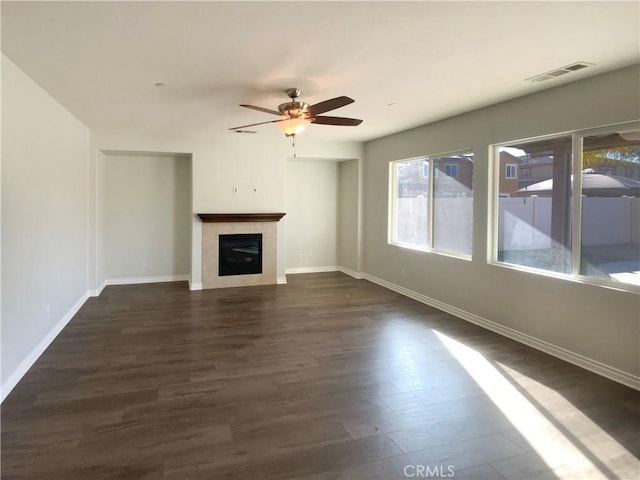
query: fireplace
[
  {"left": 199, "top": 213, "right": 285, "bottom": 289},
  {"left": 219, "top": 234, "right": 262, "bottom": 276}
]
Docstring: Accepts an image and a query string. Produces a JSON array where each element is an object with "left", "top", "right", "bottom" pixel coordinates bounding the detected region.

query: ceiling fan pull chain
[{"left": 292, "top": 134, "right": 297, "bottom": 158}]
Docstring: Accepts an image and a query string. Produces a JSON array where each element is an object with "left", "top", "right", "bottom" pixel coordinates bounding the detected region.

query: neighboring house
[
  {"left": 433, "top": 157, "right": 473, "bottom": 197},
  {"left": 518, "top": 156, "right": 554, "bottom": 189},
  {"left": 397, "top": 156, "right": 473, "bottom": 198},
  {"left": 397, "top": 159, "right": 428, "bottom": 197},
  {"left": 498, "top": 151, "right": 523, "bottom": 196}
]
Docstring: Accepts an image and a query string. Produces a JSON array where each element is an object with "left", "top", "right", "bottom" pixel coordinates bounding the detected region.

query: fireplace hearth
[{"left": 219, "top": 234, "right": 262, "bottom": 276}]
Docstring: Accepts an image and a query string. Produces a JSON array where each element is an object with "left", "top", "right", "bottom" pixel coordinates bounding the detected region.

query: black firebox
[{"left": 218, "top": 234, "right": 263, "bottom": 276}]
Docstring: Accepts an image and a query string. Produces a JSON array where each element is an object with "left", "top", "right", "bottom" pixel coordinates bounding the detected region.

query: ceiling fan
[{"left": 229, "top": 88, "right": 363, "bottom": 136}]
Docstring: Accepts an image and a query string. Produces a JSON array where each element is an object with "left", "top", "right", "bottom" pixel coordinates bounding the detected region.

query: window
[
  {"left": 390, "top": 158, "right": 428, "bottom": 249},
  {"left": 433, "top": 156, "right": 473, "bottom": 256},
  {"left": 522, "top": 168, "right": 530, "bottom": 178},
  {"left": 390, "top": 153, "right": 473, "bottom": 257},
  {"left": 496, "top": 136, "right": 573, "bottom": 274},
  {"left": 580, "top": 128, "right": 640, "bottom": 286},
  {"left": 505, "top": 164, "right": 518, "bottom": 179},
  {"left": 494, "top": 122, "right": 640, "bottom": 288},
  {"left": 420, "top": 162, "right": 429, "bottom": 177}
]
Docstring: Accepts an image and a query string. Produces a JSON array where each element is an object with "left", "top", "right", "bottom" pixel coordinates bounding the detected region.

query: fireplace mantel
[{"left": 197, "top": 213, "right": 285, "bottom": 223}]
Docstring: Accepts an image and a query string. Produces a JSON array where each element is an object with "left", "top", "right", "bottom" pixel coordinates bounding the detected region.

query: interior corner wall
[
  {"left": 363, "top": 64, "right": 640, "bottom": 382},
  {"left": 1, "top": 55, "right": 90, "bottom": 395},
  {"left": 95, "top": 148, "right": 107, "bottom": 291},
  {"left": 102, "top": 153, "right": 191, "bottom": 282},
  {"left": 337, "top": 159, "right": 360, "bottom": 272},
  {"left": 285, "top": 159, "right": 338, "bottom": 271}
]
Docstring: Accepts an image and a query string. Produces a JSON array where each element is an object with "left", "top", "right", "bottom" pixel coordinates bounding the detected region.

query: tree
[{"left": 582, "top": 144, "right": 640, "bottom": 167}]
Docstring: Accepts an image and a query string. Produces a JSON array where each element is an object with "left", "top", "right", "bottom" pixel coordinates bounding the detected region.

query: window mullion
[
  {"left": 571, "top": 134, "right": 583, "bottom": 276},
  {"left": 388, "top": 163, "right": 396, "bottom": 244},
  {"left": 428, "top": 159, "right": 434, "bottom": 249}
]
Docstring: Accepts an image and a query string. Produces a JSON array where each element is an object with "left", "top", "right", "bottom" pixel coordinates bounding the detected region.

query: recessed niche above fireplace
[{"left": 219, "top": 234, "right": 262, "bottom": 276}]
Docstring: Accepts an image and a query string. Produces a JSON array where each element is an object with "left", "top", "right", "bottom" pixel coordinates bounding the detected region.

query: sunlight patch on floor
[
  {"left": 434, "top": 331, "right": 637, "bottom": 479},
  {"left": 496, "top": 362, "right": 639, "bottom": 479}
]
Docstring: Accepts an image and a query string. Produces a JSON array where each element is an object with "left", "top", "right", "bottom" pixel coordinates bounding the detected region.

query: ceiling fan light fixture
[{"left": 277, "top": 118, "right": 311, "bottom": 137}]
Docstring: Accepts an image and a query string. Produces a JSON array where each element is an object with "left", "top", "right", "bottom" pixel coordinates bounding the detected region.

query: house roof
[
  {"left": 513, "top": 173, "right": 640, "bottom": 197},
  {"left": 2, "top": 1, "right": 639, "bottom": 142}
]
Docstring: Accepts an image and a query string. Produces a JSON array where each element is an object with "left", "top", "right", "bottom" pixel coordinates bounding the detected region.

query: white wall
[
  {"left": 91, "top": 130, "right": 363, "bottom": 287},
  {"left": 363, "top": 65, "right": 640, "bottom": 384},
  {"left": 1, "top": 55, "right": 90, "bottom": 395},
  {"left": 286, "top": 160, "right": 338, "bottom": 270},
  {"left": 95, "top": 148, "right": 107, "bottom": 290},
  {"left": 337, "top": 159, "right": 360, "bottom": 272},
  {"left": 102, "top": 153, "right": 191, "bottom": 282}
]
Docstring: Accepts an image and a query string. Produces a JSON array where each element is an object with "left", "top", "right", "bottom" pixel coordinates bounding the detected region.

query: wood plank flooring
[{"left": 2, "top": 272, "right": 639, "bottom": 479}]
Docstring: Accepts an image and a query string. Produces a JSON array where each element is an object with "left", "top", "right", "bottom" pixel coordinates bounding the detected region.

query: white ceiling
[{"left": 2, "top": 1, "right": 639, "bottom": 142}]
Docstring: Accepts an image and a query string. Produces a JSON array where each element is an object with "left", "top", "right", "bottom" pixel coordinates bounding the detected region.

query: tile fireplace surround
[{"left": 198, "top": 213, "right": 285, "bottom": 289}]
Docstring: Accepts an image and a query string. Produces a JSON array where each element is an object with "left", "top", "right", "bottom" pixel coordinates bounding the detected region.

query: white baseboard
[
  {"left": 88, "top": 279, "right": 108, "bottom": 297},
  {"left": 284, "top": 266, "right": 363, "bottom": 279},
  {"left": 361, "top": 273, "right": 640, "bottom": 391},
  {"left": 277, "top": 276, "right": 287, "bottom": 285},
  {"left": 337, "top": 266, "right": 364, "bottom": 279},
  {"left": 285, "top": 266, "right": 339, "bottom": 275},
  {"left": 1, "top": 291, "right": 89, "bottom": 403},
  {"left": 104, "top": 274, "right": 189, "bottom": 287},
  {"left": 189, "top": 281, "right": 203, "bottom": 291},
  {"left": 91, "top": 276, "right": 187, "bottom": 296}
]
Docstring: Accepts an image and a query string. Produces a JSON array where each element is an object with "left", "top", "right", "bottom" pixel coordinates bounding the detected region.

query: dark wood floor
[{"left": 2, "top": 273, "right": 638, "bottom": 479}]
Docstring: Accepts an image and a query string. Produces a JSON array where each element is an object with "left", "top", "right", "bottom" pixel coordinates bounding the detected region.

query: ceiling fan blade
[
  {"left": 312, "top": 116, "right": 363, "bottom": 126},
  {"left": 307, "top": 96, "right": 354, "bottom": 115},
  {"left": 229, "top": 119, "right": 281, "bottom": 130},
  {"left": 240, "top": 104, "right": 282, "bottom": 116}
]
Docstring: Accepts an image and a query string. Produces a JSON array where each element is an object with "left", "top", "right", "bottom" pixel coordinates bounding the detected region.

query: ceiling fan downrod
[{"left": 285, "top": 88, "right": 301, "bottom": 100}]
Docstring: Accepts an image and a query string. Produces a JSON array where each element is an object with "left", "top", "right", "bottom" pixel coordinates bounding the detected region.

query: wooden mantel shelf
[{"left": 197, "top": 213, "right": 286, "bottom": 223}]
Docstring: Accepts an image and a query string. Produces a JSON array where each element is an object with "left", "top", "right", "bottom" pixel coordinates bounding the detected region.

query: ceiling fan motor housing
[{"left": 278, "top": 101, "right": 309, "bottom": 119}]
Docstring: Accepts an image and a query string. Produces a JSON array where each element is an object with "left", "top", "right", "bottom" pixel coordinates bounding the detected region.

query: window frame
[
  {"left": 389, "top": 149, "right": 473, "bottom": 260},
  {"left": 490, "top": 121, "right": 640, "bottom": 293}
]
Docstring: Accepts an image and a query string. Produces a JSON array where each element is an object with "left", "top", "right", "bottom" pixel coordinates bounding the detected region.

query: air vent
[{"left": 526, "top": 62, "right": 594, "bottom": 83}]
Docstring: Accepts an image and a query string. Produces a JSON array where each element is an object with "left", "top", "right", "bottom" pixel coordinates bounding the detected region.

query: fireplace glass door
[{"left": 218, "top": 234, "right": 263, "bottom": 276}]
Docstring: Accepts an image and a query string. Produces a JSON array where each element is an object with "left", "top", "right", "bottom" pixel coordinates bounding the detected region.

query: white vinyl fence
[
  {"left": 396, "top": 197, "right": 473, "bottom": 254},
  {"left": 499, "top": 196, "right": 640, "bottom": 251},
  {"left": 397, "top": 196, "right": 639, "bottom": 252}
]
